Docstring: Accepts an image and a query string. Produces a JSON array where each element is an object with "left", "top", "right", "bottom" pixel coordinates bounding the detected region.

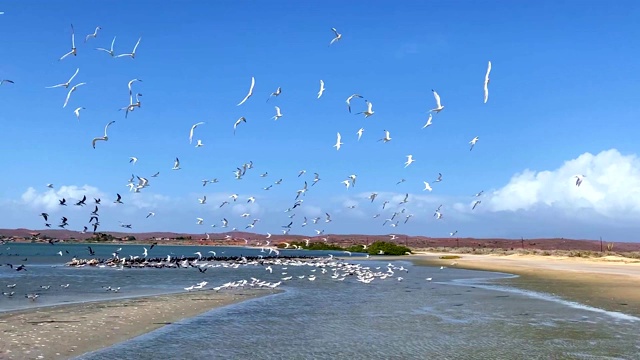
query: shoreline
[
  {"left": 0, "top": 288, "right": 279, "bottom": 360},
  {"left": 410, "top": 252, "right": 640, "bottom": 317}
]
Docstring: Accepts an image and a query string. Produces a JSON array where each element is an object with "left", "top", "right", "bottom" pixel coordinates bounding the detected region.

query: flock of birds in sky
[{"left": 0, "top": 21, "right": 589, "bottom": 240}]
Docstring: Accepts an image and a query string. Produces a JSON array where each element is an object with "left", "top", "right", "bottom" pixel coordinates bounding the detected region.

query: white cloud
[{"left": 486, "top": 149, "right": 640, "bottom": 219}]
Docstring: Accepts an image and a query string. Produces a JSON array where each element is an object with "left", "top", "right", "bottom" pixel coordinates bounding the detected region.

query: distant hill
[{"left": 1, "top": 228, "right": 639, "bottom": 252}]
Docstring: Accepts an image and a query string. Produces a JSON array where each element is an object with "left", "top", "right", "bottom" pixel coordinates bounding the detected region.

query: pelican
[
  {"left": 63, "top": 82, "right": 86, "bottom": 108},
  {"left": 346, "top": 94, "right": 363, "bottom": 113},
  {"left": 92, "top": 120, "right": 115, "bottom": 149},
  {"left": 317, "top": 80, "right": 325, "bottom": 99},
  {"left": 59, "top": 24, "right": 76, "bottom": 61},
  {"left": 84, "top": 26, "right": 101, "bottom": 43},
  {"left": 46, "top": 68, "right": 79, "bottom": 89},
  {"left": 469, "top": 136, "right": 479, "bottom": 151},
  {"left": 404, "top": 155, "right": 415, "bottom": 168},
  {"left": 115, "top": 37, "right": 141, "bottom": 59},
  {"left": 356, "top": 100, "right": 374, "bottom": 118},
  {"left": 356, "top": 128, "right": 364, "bottom": 141},
  {"left": 272, "top": 106, "right": 283, "bottom": 120},
  {"left": 334, "top": 132, "right": 343, "bottom": 150},
  {"left": 237, "top": 76, "right": 255, "bottom": 106},
  {"left": 484, "top": 61, "right": 492, "bottom": 104},
  {"left": 329, "top": 27, "right": 342, "bottom": 46},
  {"left": 430, "top": 89, "right": 444, "bottom": 113},
  {"left": 96, "top": 36, "right": 116, "bottom": 57},
  {"left": 189, "top": 122, "right": 205, "bottom": 144}
]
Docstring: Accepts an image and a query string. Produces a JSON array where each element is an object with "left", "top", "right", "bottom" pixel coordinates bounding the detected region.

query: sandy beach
[
  {"left": 0, "top": 289, "right": 278, "bottom": 360},
  {"left": 411, "top": 252, "right": 640, "bottom": 317}
]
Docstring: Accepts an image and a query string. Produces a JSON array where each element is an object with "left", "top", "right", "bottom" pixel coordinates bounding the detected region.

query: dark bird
[
  {"left": 94, "top": 198, "right": 101, "bottom": 204},
  {"left": 91, "top": 206, "right": 99, "bottom": 216},
  {"left": 198, "top": 267, "right": 207, "bottom": 273},
  {"left": 45, "top": 223, "right": 51, "bottom": 228},
  {"left": 114, "top": 193, "right": 123, "bottom": 204},
  {"left": 89, "top": 216, "right": 99, "bottom": 223},
  {"left": 150, "top": 242, "right": 157, "bottom": 250},
  {"left": 87, "top": 246, "right": 95, "bottom": 256},
  {"left": 15, "top": 264, "right": 26, "bottom": 271},
  {"left": 59, "top": 198, "right": 67, "bottom": 206},
  {"left": 282, "top": 221, "right": 293, "bottom": 229},
  {"left": 92, "top": 223, "right": 99, "bottom": 233},
  {"left": 75, "top": 195, "right": 87, "bottom": 206},
  {"left": 40, "top": 213, "right": 49, "bottom": 221},
  {"left": 61, "top": 216, "right": 68, "bottom": 224}
]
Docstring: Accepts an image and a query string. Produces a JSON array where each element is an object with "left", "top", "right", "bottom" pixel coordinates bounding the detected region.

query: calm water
[{"left": 2, "top": 243, "right": 639, "bottom": 359}]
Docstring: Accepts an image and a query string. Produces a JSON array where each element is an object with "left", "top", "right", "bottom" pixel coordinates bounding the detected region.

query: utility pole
[{"left": 600, "top": 236, "right": 603, "bottom": 253}]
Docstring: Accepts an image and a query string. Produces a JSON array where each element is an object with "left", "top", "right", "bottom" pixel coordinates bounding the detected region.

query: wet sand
[
  {"left": 0, "top": 289, "right": 278, "bottom": 360},
  {"left": 411, "top": 252, "right": 640, "bottom": 317}
]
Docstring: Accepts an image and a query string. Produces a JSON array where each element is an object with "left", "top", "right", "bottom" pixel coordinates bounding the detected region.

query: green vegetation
[
  {"left": 277, "top": 240, "right": 411, "bottom": 256},
  {"left": 438, "top": 255, "right": 461, "bottom": 260}
]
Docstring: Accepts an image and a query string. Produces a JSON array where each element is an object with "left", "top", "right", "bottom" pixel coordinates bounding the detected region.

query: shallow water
[{"left": 2, "top": 244, "right": 639, "bottom": 359}]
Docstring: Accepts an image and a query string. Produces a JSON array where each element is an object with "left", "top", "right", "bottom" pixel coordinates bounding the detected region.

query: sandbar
[
  {"left": 410, "top": 252, "right": 640, "bottom": 317},
  {"left": 0, "top": 288, "right": 278, "bottom": 360}
]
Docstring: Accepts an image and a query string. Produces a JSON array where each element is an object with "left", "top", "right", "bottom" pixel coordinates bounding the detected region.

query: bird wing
[
  {"left": 70, "top": 24, "right": 75, "bottom": 48},
  {"left": 132, "top": 37, "right": 142, "bottom": 53},
  {"left": 63, "top": 88, "right": 73, "bottom": 108},
  {"left": 237, "top": 77, "right": 255, "bottom": 106},
  {"left": 110, "top": 36, "right": 116, "bottom": 51},
  {"left": 432, "top": 90, "right": 441, "bottom": 108},
  {"left": 68, "top": 68, "right": 79, "bottom": 84},
  {"left": 485, "top": 61, "right": 492, "bottom": 82},
  {"left": 104, "top": 120, "right": 115, "bottom": 137},
  {"left": 331, "top": 27, "right": 339, "bottom": 37}
]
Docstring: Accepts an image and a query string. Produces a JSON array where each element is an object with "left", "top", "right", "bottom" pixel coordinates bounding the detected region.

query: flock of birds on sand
[{"left": 0, "top": 22, "right": 591, "bottom": 247}]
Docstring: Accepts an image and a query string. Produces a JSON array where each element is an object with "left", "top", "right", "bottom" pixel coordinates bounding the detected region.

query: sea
[{"left": 1, "top": 243, "right": 639, "bottom": 360}]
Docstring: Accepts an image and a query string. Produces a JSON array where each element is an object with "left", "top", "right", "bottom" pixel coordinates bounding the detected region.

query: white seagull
[
  {"left": 189, "top": 122, "right": 205, "bottom": 144},
  {"left": 115, "top": 37, "right": 141, "bottom": 59},
  {"left": 484, "top": 61, "right": 492, "bottom": 104},
  {"left": 172, "top": 157, "right": 181, "bottom": 170},
  {"left": 63, "top": 82, "right": 86, "bottom": 108},
  {"left": 334, "top": 132, "right": 343, "bottom": 151},
  {"left": 92, "top": 120, "right": 115, "bottom": 149},
  {"left": 356, "top": 100, "right": 374, "bottom": 118},
  {"left": 404, "top": 155, "right": 415, "bottom": 168},
  {"left": 74, "top": 107, "right": 85, "bottom": 120},
  {"left": 195, "top": 139, "right": 204, "bottom": 147},
  {"left": 129, "top": 157, "right": 138, "bottom": 165},
  {"left": 198, "top": 196, "right": 207, "bottom": 204},
  {"left": 59, "top": 24, "right": 77, "bottom": 61},
  {"left": 329, "top": 27, "right": 342, "bottom": 46},
  {"left": 378, "top": 130, "right": 391, "bottom": 143},
  {"left": 430, "top": 89, "right": 444, "bottom": 113},
  {"left": 423, "top": 181, "right": 432, "bottom": 192},
  {"left": 267, "top": 87, "right": 281, "bottom": 102},
  {"left": 237, "top": 76, "right": 255, "bottom": 106},
  {"left": 84, "top": 26, "right": 101, "bottom": 43},
  {"left": 272, "top": 106, "right": 283, "bottom": 120},
  {"left": 422, "top": 113, "right": 433, "bottom": 129},
  {"left": 233, "top": 117, "right": 246, "bottom": 135},
  {"left": 317, "top": 80, "right": 325, "bottom": 99},
  {"left": 96, "top": 36, "right": 116, "bottom": 57},
  {"left": 346, "top": 94, "right": 363, "bottom": 113},
  {"left": 469, "top": 136, "right": 479, "bottom": 151},
  {"left": 46, "top": 68, "right": 79, "bottom": 89},
  {"left": 356, "top": 128, "right": 364, "bottom": 141}
]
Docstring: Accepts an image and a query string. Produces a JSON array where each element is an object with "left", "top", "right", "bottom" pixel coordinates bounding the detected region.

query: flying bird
[
  {"left": 378, "top": 130, "right": 391, "bottom": 143},
  {"left": 74, "top": 107, "right": 85, "bottom": 120},
  {"left": 267, "top": 87, "right": 281, "bottom": 102},
  {"left": 85, "top": 26, "right": 101, "bottom": 43},
  {"left": 334, "top": 132, "right": 343, "bottom": 151},
  {"left": 469, "top": 136, "right": 479, "bottom": 151},
  {"left": 472, "top": 200, "right": 481, "bottom": 210},
  {"left": 430, "top": 89, "right": 444, "bottom": 113},
  {"left": 272, "top": 106, "right": 283, "bottom": 120},
  {"left": 115, "top": 37, "right": 141, "bottom": 59},
  {"left": 317, "top": 80, "right": 325, "bottom": 99},
  {"left": 129, "top": 157, "right": 138, "bottom": 165},
  {"left": 189, "top": 122, "right": 205, "bottom": 144},
  {"left": 46, "top": 68, "right": 79, "bottom": 89},
  {"left": 346, "top": 94, "right": 363, "bottom": 113},
  {"left": 237, "top": 76, "right": 255, "bottom": 106},
  {"left": 0, "top": 79, "right": 14, "bottom": 86},
  {"left": 96, "top": 36, "right": 116, "bottom": 57},
  {"left": 172, "top": 158, "right": 181, "bottom": 170},
  {"left": 484, "top": 60, "right": 492, "bottom": 104},
  {"left": 422, "top": 113, "right": 433, "bottom": 129},
  {"left": 59, "top": 24, "right": 77, "bottom": 61},
  {"left": 574, "top": 175, "right": 586, "bottom": 187},
  {"left": 63, "top": 82, "right": 86, "bottom": 108},
  {"left": 404, "top": 155, "right": 415, "bottom": 168},
  {"left": 233, "top": 117, "right": 246, "bottom": 134},
  {"left": 356, "top": 128, "right": 364, "bottom": 141},
  {"left": 92, "top": 120, "right": 115, "bottom": 149},
  {"left": 329, "top": 27, "right": 342, "bottom": 46},
  {"left": 423, "top": 181, "right": 433, "bottom": 192},
  {"left": 356, "top": 100, "right": 374, "bottom": 118}
]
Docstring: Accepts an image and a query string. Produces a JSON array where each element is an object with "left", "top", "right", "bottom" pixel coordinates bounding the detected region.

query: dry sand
[
  {"left": 411, "top": 252, "right": 640, "bottom": 317},
  {"left": 0, "top": 289, "right": 278, "bottom": 360}
]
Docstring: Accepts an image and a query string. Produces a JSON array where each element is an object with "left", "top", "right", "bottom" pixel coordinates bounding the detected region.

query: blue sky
[{"left": 1, "top": 1, "right": 640, "bottom": 241}]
